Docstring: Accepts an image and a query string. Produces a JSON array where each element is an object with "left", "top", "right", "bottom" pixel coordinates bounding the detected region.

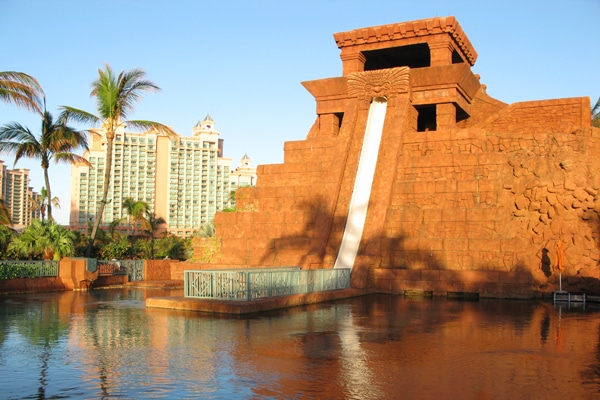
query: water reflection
[{"left": 0, "top": 289, "right": 599, "bottom": 399}]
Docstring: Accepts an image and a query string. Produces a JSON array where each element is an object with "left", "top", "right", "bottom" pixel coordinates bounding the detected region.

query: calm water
[{"left": 0, "top": 288, "right": 599, "bottom": 399}]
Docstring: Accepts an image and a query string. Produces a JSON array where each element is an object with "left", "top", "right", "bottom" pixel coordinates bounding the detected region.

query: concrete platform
[
  {"left": 126, "top": 280, "right": 183, "bottom": 288},
  {"left": 145, "top": 288, "right": 371, "bottom": 315}
]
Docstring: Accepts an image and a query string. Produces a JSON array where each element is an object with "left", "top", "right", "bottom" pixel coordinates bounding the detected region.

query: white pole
[{"left": 559, "top": 272, "right": 562, "bottom": 292}]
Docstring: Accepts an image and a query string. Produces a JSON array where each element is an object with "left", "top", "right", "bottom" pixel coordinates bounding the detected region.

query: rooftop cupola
[
  {"left": 240, "top": 153, "right": 252, "bottom": 168},
  {"left": 193, "top": 113, "right": 218, "bottom": 136}
]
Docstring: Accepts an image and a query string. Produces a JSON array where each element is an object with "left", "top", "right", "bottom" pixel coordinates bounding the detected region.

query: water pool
[{"left": 0, "top": 288, "right": 598, "bottom": 399}]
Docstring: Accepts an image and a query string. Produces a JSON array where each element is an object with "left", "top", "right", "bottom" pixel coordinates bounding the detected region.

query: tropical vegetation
[
  {"left": 122, "top": 197, "right": 149, "bottom": 237},
  {"left": 0, "top": 224, "right": 15, "bottom": 258},
  {"left": 29, "top": 187, "right": 60, "bottom": 221},
  {"left": 0, "top": 199, "right": 11, "bottom": 226},
  {"left": 0, "top": 70, "right": 198, "bottom": 262},
  {"left": 592, "top": 97, "right": 600, "bottom": 128},
  {"left": 0, "top": 71, "right": 44, "bottom": 114},
  {"left": 142, "top": 211, "right": 166, "bottom": 259},
  {"left": 194, "top": 221, "right": 216, "bottom": 238},
  {"left": 0, "top": 108, "right": 88, "bottom": 221},
  {"left": 60, "top": 64, "right": 176, "bottom": 256},
  {"left": 8, "top": 219, "right": 75, "bottom": 260},
  {"left": 0, "top": 216, "right": 192, "bottom": 261}
]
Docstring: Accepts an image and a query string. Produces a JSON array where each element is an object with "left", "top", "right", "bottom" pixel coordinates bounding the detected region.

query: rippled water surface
[{"left": 0, "top": 288, "right": 599, "bottom": 399}]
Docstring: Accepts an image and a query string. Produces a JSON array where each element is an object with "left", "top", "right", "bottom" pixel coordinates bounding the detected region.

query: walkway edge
[{"left": 146, "top": 288, "right": 373, "bottom": 315}]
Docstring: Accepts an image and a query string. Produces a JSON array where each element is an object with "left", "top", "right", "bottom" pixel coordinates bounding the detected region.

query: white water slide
[{"left": 334, "top": 97, "right": 388, "bottom": 270}]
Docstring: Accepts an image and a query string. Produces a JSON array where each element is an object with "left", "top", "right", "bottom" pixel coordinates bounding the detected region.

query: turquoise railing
[
  {"left": 0, "top": 260, "right": 59, "bottom": 279},
  {"left": 98, "top": 259, "right": 144, "bottom": 281},
  {"left": 184, "top": 268, "right": 351, "bottom": 300}
]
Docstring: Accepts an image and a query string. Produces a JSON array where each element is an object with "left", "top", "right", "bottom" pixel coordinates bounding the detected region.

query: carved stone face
[{"left": 347, "top": 67, "right": 409, "bottom": 101}]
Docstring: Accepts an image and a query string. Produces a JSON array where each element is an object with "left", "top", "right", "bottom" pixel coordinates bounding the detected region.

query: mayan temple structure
[{"left": 193, "top": 16, "right": 600, "bottom": 298}]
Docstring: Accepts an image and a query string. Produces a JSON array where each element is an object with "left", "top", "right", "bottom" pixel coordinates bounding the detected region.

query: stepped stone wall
[{"left": 192, "top": 17, "right": 600, "bottom": 298}]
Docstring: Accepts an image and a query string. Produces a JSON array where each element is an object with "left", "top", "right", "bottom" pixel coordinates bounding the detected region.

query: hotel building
[
  {"left": 70, "top": 115, "right": 252, "bottom": 237},
  {"left": 0, "top": 159, "right": 39, "bottom": 228},
  {"left": 230, "top": 153, "right": 257, "bottom": 189}
]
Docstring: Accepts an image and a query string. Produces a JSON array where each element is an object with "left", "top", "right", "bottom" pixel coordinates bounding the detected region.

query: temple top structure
[{"left": 333, "top": 16, "right": 478, "bottom": 75}]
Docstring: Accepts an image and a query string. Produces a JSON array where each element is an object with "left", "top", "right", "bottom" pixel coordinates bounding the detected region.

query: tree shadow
[
  {"left": 258, "top": 194, "right": 447, "bottom": 274},
  {"left": 258, "top": 195, "right": 333, "bottom": 268}
]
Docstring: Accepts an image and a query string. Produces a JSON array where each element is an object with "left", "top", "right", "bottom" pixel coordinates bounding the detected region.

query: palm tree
[
  {"left": 0, "top": 224, "right": 15, "bottom": 259},
  {"left": 142, "top": 211, "right": 166, "bottom": 259},
  {"left": 122, "top": 197, "right": 149, "bottom": 237},
  {"left": 108, "top": 217, "right": 126, "bottom": 240},
  {"left": 0, "top": 198, "right": 11, "bottom": 226},
  {"left": 0, "top": 71, "right": 44, "bottom": 114},
  {"left": 0, "top": 105, "right": 88, "bottom": 220},
  {"left": 154, "top": 235, "right": 188, "bottom": 260},
  {"left": 592, "top": 97, "right": 600, "bottom": 128},
  {"left": 29, "top": 187, "right": 60, "bottom": 221},
  {"left": 9, "top": 219, "right": 75, "bottom": 260},
  {"left": 194, "top": 221, "right": 215, "bottom": 238},
  {"left": 60, "top": 64, "right": 176, "bottom": 257}
]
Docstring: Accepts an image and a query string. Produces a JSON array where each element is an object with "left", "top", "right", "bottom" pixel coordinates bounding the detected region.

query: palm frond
[
  {"left": 117, "top": 69, "right": 159, "bottom": 120},
  {"left": 0, "top": 122, "right": 36, "bottom": 150},
  {"left": 592, "top": 97, "right": 600, "bottom": 128},
  {"left": 126, "top": 120, "right": 178, "bottom": 139},
  {"left": 0, "top": 199, "right": 12, "bottom": 226},
  {"left": 0, "top": 71, "right": 44, "bottom": 114},
  {"left": 0, "top": 122, "right": 40, "bottom": 165},
  {"left": 59, "top": 106, "right": 101, "bottom": 127},
  {"left": 54, "top": 153, "right": 91, "bottom": 166}
]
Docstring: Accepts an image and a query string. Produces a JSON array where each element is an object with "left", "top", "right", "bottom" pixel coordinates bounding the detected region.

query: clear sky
[{"left": 2, "top": 0, "right": 599, "bottom": 225}]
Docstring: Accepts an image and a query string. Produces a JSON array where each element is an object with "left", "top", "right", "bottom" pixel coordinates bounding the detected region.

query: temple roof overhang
[{"left": 333, "top": 16, "right": 478, "bottom": 74}]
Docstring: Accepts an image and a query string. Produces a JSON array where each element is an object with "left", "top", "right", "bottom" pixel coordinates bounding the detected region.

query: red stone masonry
[{"left": 193, "top": 16, "right": 600, "bottom": 298}]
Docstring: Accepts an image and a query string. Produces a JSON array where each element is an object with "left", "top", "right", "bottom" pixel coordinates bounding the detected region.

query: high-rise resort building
[
  {"left": 230, "top": 153, "right": 257, "bottom": 189},
  {"left": 70, "top": 115, "right": 256, "bottom": 237},
  {"left": 0, "top": 159, "right": 39, "bottom": 228}
]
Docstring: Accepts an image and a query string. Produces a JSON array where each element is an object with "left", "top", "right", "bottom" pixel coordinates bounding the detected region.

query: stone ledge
[{"left": 146, "top": 288, "right": 372, "bottom": 315}]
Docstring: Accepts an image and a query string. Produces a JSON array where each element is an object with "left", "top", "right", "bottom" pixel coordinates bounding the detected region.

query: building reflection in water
[{"left": 0, "top": 289, "right": 599, "bottom": 399}]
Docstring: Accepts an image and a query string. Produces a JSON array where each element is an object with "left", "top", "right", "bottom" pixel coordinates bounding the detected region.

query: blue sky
[{"left": 2, "top": 0, "right": 599, "bottom": 224}]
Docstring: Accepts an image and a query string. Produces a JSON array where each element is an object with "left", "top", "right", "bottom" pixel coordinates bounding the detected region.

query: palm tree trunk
[
  {"left": 150, "top": 233, "right": 155, "bottom": 260},
  {"left": 43, "top": 168, "right": 53, "bottom": 221},
  {"left": 86, "top": 136, "right": 114, "bottom": 257}
]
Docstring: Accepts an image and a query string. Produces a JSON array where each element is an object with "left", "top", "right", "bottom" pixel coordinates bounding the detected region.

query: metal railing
[
  {"left": 98, "top": 260, "right": 144, "bottom": 281},
  {"left": 0, "top": 260, "right": 59, "bottom": 279},
  {"left": 185, "top": 268, "right": 351, "bottom": 300}
]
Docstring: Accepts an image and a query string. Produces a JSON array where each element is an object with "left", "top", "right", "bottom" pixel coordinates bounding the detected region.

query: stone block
[
  {"left": 441, "top": 270, "right": 499, "bottom": 283},
  {"left": 515, "top": 195, "right": 529, "bottom": 210},
  {"left": 466, "top": 207, "right": 496, "bottom": 222},
  {"left": 468, "top": 239, "right": 501, "bottom": 252},
  {"left": 389, "top": 269, "right": 422, "bottom": 281},
  {"left": 400, "top": 207, "right": 423, "bottom": 222},
  {"left": 413, "top": 180, "right": 435, "bottom": 193},
  {"left": 374, "top": 277, "right": 393, "bottom": 292},
  {"left": 498, "top": 271, "right": 534, "bottom": 284},
  {"left": 435, "top": 180, "right": 457, "bottom": 193},
  {"left": 388, "top": 279, "right": 405, "bottom": 293},
  {"left": 442, "top": 208, "right": 466, "bottom": 221},
  {"left": 420, "top": 269, "right": 441, "bottom": 282},
  {"left": 443, "top": 238, "right": 469, "bottom": 251},
  {"left": 577, "top": 268, "right": 599, "bottom": 279},
  {"left": 500, "top": 238, "right": 527, "bottom": 252},
  {"left": 457, "top": 180, "right": 478, "bottom": 192},
  {"left": 422, "top": 208, "right": 442, "bottom": 222}
]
